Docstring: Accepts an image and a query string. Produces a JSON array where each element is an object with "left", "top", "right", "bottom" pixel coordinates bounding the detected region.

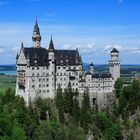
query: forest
[{"left": 0, "top": 79, "right": 140, "bottom": 140}]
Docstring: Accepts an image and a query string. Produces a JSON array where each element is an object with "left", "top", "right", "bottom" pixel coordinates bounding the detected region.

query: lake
[{"left": 0, "top": 70, "right": 16, "bottom": 75}]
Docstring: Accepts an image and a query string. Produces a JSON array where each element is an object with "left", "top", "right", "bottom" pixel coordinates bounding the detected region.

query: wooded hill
[{"left": 0, "top": 79, "right": 140, "bottom": 140}]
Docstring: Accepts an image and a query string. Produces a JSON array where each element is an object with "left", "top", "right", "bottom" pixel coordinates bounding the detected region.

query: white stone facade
[{"left": 16, "top": 21, "right": 120, "bottom": 107}]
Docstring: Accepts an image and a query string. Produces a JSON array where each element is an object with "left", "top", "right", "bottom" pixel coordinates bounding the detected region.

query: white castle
[{"left": 16, "top": 20, "right": 120, "bottom": 108}]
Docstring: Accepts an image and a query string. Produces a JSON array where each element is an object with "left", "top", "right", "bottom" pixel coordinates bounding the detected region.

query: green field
[{"left": 0, "top": 75, "right": 16, "bottom": 96}]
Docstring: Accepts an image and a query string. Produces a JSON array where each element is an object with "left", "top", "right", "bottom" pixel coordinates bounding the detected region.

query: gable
[{"left": 17, "top": 48, "right": 27, "bottom": 65}]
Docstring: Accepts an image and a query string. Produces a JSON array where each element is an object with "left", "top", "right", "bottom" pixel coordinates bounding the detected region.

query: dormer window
[{"left": 61, "top": 60, "right": 63, "bottom": 63}]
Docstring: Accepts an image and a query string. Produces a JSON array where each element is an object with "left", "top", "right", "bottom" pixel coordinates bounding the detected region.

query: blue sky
[{"left": 0, "top": 0, "right": 140, "bottom": 64}]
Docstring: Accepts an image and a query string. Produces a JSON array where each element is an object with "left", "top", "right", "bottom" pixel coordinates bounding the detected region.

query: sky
[{"left": 0, "top": 0, "right": 140, "bottom": 64}]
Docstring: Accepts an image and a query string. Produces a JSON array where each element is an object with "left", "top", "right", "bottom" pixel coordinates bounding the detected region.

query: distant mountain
[{"left": 0, "top": 65, "right": 16, "bottom": 71}]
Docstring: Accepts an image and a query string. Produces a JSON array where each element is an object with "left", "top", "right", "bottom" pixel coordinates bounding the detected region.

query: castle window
[
  {"left": 39, "top": 84, "right": 41, "bottom": 88},
  {"left": 46, "top": 84, "right": 49, "bottom": 87},
  {"left": 32, "top": 85, "right": 35, "bottom": 88},
  {"left": 93, "top": 98, "right": 96, "bottom": 105},
  {"left": 32, "top": 73, "right": 34, "bottom": 76},
  {"left": 58, "top": 67, "right": 60, "bottom": 69},
  {"left": 32, "top": 78, "right": 35, "bottom": 82},
  {"left": 37, "top": 67, "right": 39, "bottom": 70},
  {"left": 37, "top": 73, "right": 39, "bottom": 76},
  {"left": 39, "top": 78, "right": 41, "bottom": 82},
  {"left": 32, "top": 67, "right": 34, "bottom": 70},
  {"left": 61, "top": 60, "right": 63, "bottom": 63},
  {"left": 63, "top": 67, "right": 66, "bottom": 69}
]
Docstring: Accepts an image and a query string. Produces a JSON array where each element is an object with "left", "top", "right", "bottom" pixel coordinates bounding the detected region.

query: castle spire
[
  {"left": 21, "top": 42, "right": 24, "bottom": 48},
  {"left": 32, "top": 17, "right": 41, "bottom": 48},
  {"left": 48, "top": 36, "right": 55, "bottom": 51}
]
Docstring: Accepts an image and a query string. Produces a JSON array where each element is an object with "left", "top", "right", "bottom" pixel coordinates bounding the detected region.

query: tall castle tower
[
  {"left": 48, "top": 37, "right": 56, "bottom": 98},
  {"left": 32, "top": 19, "right": 41, "bottom": 48},
  {"left": 109, "top": 48, "right": 120, "bottom": 82}
]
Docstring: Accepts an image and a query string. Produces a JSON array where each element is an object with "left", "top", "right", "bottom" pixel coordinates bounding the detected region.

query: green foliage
[
  {"left": 95, "top": 112, "right": 122, "bottom": 140},
  {"left": 120, "top": 80, "right": 140, "bottom": 115},
  {"left": 63, "top": 83, "right": 74, "bottom": 115},
  {"left": 1, "top": 79, "right": 140, "bottom": 139},
  {"left": 80, "top": 88, "right": 91, "bottom": 132},
  {"left": 115, "top": 78, "right": 123, "bottom": 98},
  {"left": 33, "top": 120, "right": 85, "bottom": 140},
  {"left": 11, "top": 125, "right": 26, "bottom": 140}
]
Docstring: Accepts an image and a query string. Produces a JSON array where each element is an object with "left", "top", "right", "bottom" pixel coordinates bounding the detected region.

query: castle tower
[
  {"left": 89, "top": 62, "right": 94, "bottom": 74},
  {"left": 32, "top": 18, "right": 41, "bottom": 48},
  {"left": 109, "top": 48, "right": 120, "bottom": 82},
  {"left": 48, "top": 37, "right": 55, "bottom": 98}
]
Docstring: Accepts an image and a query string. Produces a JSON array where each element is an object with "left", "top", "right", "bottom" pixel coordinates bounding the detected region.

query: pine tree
[
  {"left": 63, "top": 83, "right": 74, "bottom": 115},
  {"left": 55, "top": 84, "right": 65, "bottom": 124},
  {"left": 115, "top": 78, "right": 123, "bottom": 98},
  {"left": 71, "top": 97, "right": 80, "bottom": 126},
  {"left": 80, "top": 88, "right": 91, "bottom": 132}
]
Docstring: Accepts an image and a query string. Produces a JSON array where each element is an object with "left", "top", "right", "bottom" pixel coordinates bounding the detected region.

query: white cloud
[
  {"left": 63, "top": 44, "right": 71, "bottom": 49},
  {"left": 104, "top": 44, "right": 122, "bottom": 53},
  {"left": 123, "top": 47, "right": 140, "bottom": 54},
  {"left": 10, "top": 47, "right": 20, "bottom": 54},
  {"left": 63, "top": 43, "right": 96, "bottom": 54},
  {"left": 0, "top": 48, "right": 4, "bottom": 54}
]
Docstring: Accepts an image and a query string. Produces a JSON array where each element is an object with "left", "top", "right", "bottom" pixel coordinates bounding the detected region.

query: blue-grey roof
[
  {"left": 111, "top": 48, "right": 119, "bottom": 53},
  {"left": 20, "top": 47, "right": 82, "bottom": 66}
]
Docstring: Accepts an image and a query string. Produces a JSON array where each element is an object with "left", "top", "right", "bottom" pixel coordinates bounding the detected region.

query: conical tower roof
[
  {"left": 33, "top": 18, "right": 40, "bottom": 35},
  {"left": 48, "top": 36, "right": 55, "bottom": 51}
]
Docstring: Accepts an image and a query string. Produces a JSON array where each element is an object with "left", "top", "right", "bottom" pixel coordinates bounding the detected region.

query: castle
[{"left": 16, "top": 20, "right": 120, "bottom": 108}]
